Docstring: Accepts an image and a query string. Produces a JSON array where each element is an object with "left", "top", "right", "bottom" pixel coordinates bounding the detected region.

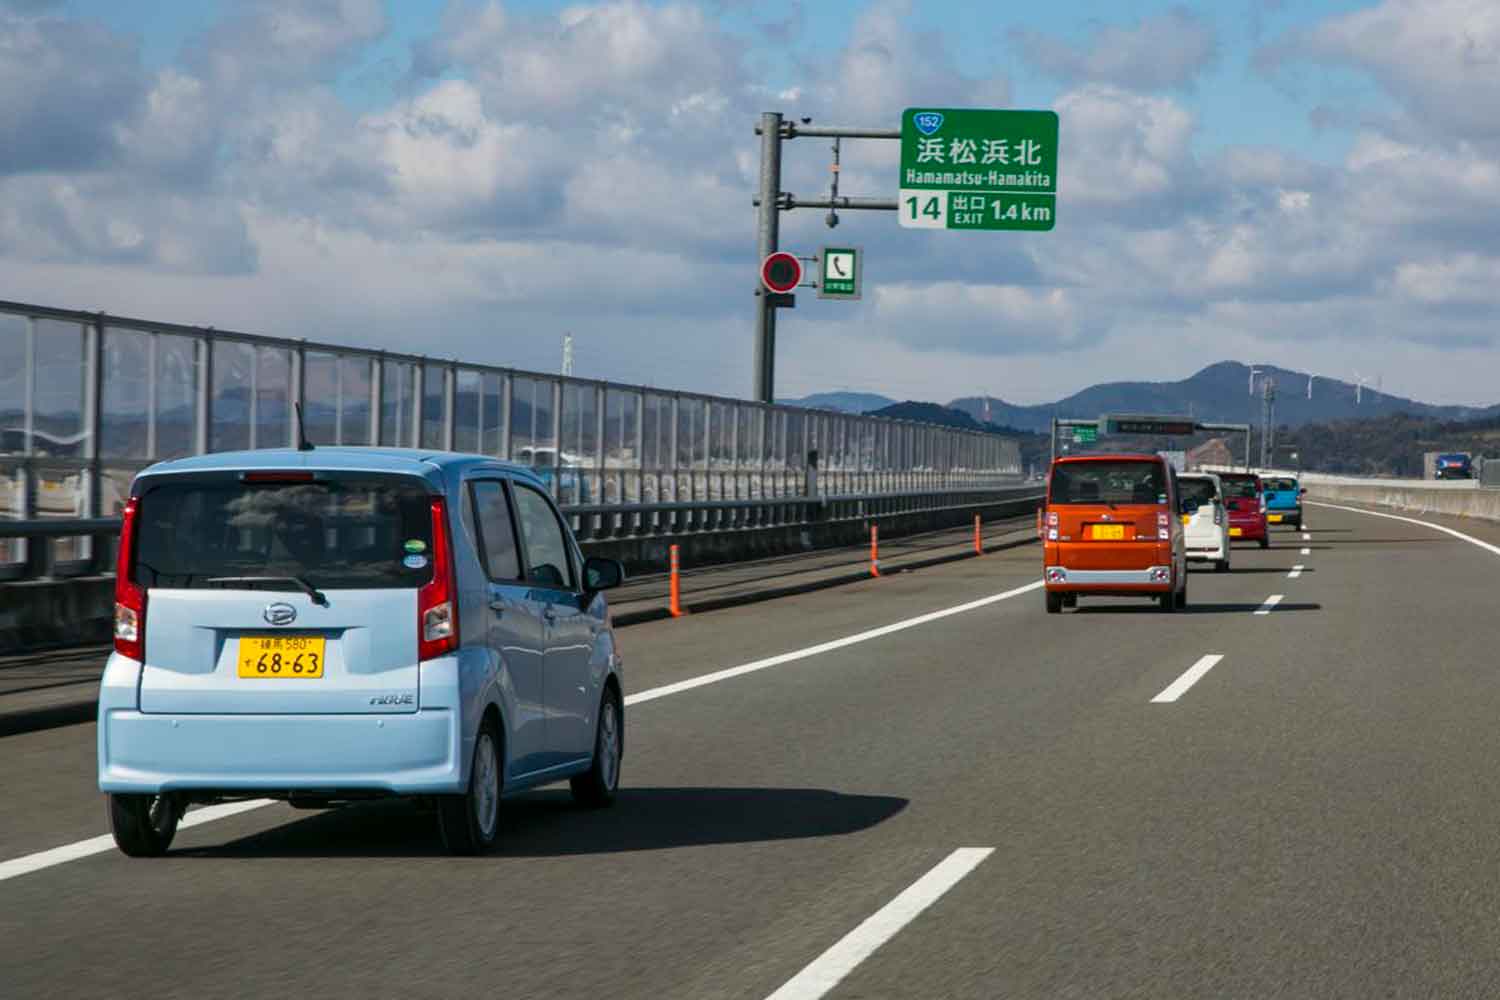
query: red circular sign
[{"left": 760, "top": 252, "right": 803, "bottom": 294}]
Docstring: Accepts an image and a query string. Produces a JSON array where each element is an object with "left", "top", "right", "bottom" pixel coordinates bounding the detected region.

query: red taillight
[
  {"left": 113, "top": 496, "right": 146, "bottom": 661},
  {"left": 418, "top": 496, "right": 459, "bottom": 661}
]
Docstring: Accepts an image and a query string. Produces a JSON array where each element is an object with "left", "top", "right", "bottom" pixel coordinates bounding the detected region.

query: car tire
[
  {"left": 438, "top": 717, "right": 502, "bottom": 856},
  {"left": 1159, "top": 585, "right": 1177, "bottom": 613},
  {"left": 1045, "top": 591, "right": 1064, "bottom": 614},
  {"left": 1062, "top": 594, "right": 1078, "bottom": 609},
  {"left": 1215, "top": 559, "right": 1229, "bottom": 573},
  {"left": 1259, "top": 536, "right": 1270, "bottom": 549},
  {"left": 108, "top": 792, "right": 180, "bottom": 858},
  {"left": 1178, "top": 576, "right": 1188, "bottom": 609},
  {"left": 571, "top": 688, "right": 623, "bottom": 809}
]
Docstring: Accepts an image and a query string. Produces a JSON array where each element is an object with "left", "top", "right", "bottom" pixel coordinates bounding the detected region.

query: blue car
[
  {"left": 98, "top": 447, "right": 626, "bottom": 856},
  {"left": 1262, "top": 475, "right": 1303, "bottom": 528}
]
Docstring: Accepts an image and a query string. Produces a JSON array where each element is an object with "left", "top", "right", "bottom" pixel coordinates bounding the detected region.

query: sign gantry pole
[{"left": 753, "top": 111, "right": 784, "bottom": 404}]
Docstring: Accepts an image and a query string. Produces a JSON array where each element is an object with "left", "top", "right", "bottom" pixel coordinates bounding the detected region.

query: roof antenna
[{"left": 295, "top": 402, "right": 315, "bottom": 452}]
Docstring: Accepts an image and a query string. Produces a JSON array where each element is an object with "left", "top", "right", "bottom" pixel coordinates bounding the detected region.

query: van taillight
[
  {"left": 113, "top": 496, "right": 146, "bottom": 661},
  {"left": 418, "top": 496, "right": 459, "bottom": 661}
]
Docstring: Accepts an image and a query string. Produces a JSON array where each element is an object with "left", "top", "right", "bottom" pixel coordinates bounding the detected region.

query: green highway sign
[
  {"left": 899, "top": 108, "right": 1059, "bottom": 232},
  {"left": 818, "top": 246, "right": 861, "bottom": 300},
  {"left": 1072, "top": 425, "right": 1097, "bottom": 444}
]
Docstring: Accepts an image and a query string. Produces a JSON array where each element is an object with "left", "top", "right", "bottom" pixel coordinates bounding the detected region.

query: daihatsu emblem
[{"left": 263, "top": 603, "right": 297, "bottom": 626}]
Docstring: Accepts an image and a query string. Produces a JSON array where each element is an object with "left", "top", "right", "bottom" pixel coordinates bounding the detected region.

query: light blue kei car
[{"left": 98, "top": 447, "right": 627, "bottom": 856}]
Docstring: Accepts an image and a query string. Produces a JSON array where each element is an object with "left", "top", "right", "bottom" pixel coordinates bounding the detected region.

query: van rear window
[
  {"left": 1050, "top": 461, "right": 1167, "bottom": 505},
  {"left": 1178, "top": 479, "right": 1217, "bottom": 506},
  {"left": 1266, "top": 478, "right": 1296, "bottom": 491},
  {"left": 132, "top": 475, "right": 435, "bottom": 590},
  {"left": 1220, "top": 477, "right": 1259, "bottom": 499}
]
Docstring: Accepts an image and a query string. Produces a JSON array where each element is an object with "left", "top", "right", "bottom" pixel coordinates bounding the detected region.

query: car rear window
[
  {"left": 132, "top": 474, "right": 435, "bottom": 590},
  {"left": 1050, "top": 461, "right": 1167, "bottom": 505},
  {"left": 1178, "top": 478, "right": 1217, "bottom": 506},
  {"left": 1266, "top": 478, "right": 1296, "bottom": 491},
  {"left": 1220, "top": 476, "right": 1259, "bottom": 498}
]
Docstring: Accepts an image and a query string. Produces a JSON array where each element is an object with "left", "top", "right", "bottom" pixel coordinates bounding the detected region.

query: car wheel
[
  {"left": 1062, "top": 594, "right": 1078, "bottom": 609},
  {"left": 108, "top": 792, "right": 180, "bottom": 857},
  {"left": 1215, "top": 559, "right": 1229, "bottom": 573},
  {"left": 571, "top": 688, "right": 623, "bottom": 808},
  {"left": 439, "top": 717, "right": 502, "bottom": 855},
  {"left": 1259, "top": 536, "right": 1270, "bottom": 549},
  {"left": 1045, "top": 591, "right": 1064, "bottom": 614},
  {"left": 1159, "top": 583, "right": 1177, "bottom": 613},
  {"left": 1178, "top": 576, "right": 1188, "bottom": 609}
]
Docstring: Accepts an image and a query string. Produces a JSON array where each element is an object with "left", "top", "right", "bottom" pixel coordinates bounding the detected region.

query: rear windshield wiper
[{"left": 205, "top": 575, "right": 329, "bottom": 607}]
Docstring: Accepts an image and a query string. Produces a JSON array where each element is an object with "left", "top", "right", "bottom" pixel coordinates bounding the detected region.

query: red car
[{"left": 1216, "top": 472, "right": 1269, "bottom": 549}]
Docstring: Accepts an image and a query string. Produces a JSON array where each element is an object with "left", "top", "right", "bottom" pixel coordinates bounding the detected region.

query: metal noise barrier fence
[{"left": 0, "top": 297, "right": 1021, "bottom": 570}]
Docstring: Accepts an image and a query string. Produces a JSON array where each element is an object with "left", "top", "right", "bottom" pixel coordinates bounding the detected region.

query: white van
[{"left": 1177, "top": 473, "right": 1230, "bottom": 572}]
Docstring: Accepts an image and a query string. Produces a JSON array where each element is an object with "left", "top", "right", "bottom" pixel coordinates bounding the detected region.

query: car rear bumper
[
  {"left": 1228, "top": 520, "right": 1267, "bottom": 539},
  {"left": 98, "top": 708, "right": 462, "bottom": 795},
  {"left": 1186, "top": 541, "right": 1227, "bottom": 560},
  {"left": 1044, "top": 566, "right": 1172, "bottom": 593}
]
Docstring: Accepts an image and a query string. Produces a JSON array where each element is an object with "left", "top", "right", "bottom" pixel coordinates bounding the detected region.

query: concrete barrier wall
[{"left": 1304, "top": 481, "right": 1500, "bottom": 522}]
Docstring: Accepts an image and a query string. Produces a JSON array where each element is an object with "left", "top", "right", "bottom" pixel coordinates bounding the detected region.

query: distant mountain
[
  {"left": 868, "top": 400, "right": 992, "bottom": 431},
  {"left": 949, "top": 362, "right": 1500, "bottom": 433},
  {"left": 777, "top": 391, "right": 895, "bottom": 414}
]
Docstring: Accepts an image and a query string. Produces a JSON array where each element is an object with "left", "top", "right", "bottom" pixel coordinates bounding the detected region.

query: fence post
[
  {"left": 870, "top": 523, "right": 880, "bottom": 578},
  {"left": 669, "top": 544, "right": 684, "bottom": 617},
  {"left": 974, "top": 513, "right": 982, "bottom": 555}
]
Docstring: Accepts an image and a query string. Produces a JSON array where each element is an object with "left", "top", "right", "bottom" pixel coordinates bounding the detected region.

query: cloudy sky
[{"left": 2, "top": 0, "right": 1498, "bottom": 406}]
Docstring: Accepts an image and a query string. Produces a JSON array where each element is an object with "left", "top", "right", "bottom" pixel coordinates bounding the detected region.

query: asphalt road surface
[{"left": 4, "top": 501, "right": 1500, "bottom": 999}]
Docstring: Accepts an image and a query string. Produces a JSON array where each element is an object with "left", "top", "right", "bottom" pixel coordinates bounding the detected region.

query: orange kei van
[{"left": 1041, "top": 453, "right": 1188, "bottom": 613}]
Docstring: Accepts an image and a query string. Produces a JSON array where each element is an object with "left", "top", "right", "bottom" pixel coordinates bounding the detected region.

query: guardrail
[{"left": 0, "top": 486, "right": 1039, "bottom": 581}]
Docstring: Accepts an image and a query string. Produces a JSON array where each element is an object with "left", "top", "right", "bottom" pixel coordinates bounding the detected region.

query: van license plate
[
  {"left": 1229, "top": 527, "right": 1243, "bottom": 537},
  {"left": 237, "top": 636, "right": 326, "bottom": 678},
  {"left": 1268, "top": 514, "right": 1283, "bottom": 522},
  {"left": 1087, "top": 524, "right": 1126, "bottom": 540}
]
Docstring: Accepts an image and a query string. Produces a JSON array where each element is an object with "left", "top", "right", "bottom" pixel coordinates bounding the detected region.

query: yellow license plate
[
  {"left": 1268, "top": 513, "right": 1283, "bottom": 523},
  {"left": 1180, "top": 514, "right": 1192, "bottom": 525},
  {"left": 1088, "top": 523, "right": 1126, "bottom": 540},
  {"left": 237, "top": 635, "right": 326, "bottom": 679},
  {"left": 1229, "top": 527, "right": 1243, "bottom": 537}
]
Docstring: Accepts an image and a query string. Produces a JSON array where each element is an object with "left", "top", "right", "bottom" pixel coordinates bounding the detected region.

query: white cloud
[
  {"left": 1011, "top": 8, "right": 1218, "bottom": 91},
  {"left": 2, "top": 0, "right": 1500, "bottom": 409}
]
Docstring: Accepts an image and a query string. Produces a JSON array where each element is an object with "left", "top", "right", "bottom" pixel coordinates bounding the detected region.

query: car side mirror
[
  {"left": 583, "top": 556, "right": 625, "bottom": 592},
  {"left": 1299, "top": 487, "right": 1307, "bottom": 496}
]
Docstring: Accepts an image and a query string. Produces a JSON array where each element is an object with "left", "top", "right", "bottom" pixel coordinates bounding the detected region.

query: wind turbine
[{"left": 1353, "top": 371, "right": 1370, "bottom": 405}]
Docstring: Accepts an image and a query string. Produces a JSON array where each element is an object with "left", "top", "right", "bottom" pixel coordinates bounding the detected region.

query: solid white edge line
[
  {"left": 1150, "top": 654, "right": 1224, "bottom": 704},
  {"left": 1300, "top": 547, "right": 1311, "bottom": 555},
  {"left": 1254, "top": 594, "right": 1284, "bottom": 615},
  {"left": 764, "top": 847, "right": 995, "bottom": 1000},
  {"left": 0, "top": 798, "right": 275, "bottom": 884},
  {"left": 1302, "top": 533, "right": 1311, "bottom": 540},
  {"left": 5, "top": 582, "right": 1044, "bottom": 882},
  {"left": 1306, "top": 500, "right": 1500, "bottom": 558},
  {"left": 624, "top": 581, "right": 1044, "bottom": 706},
  {"left": 1288, "top": 565, "right": 1304, "bottom": 579}
]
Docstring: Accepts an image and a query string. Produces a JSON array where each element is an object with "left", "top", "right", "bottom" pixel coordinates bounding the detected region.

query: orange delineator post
[
  {"left": 668, "top": 544, "right": 683, "bottom": 617},
  {"left": 870, "top": 524, "right": 880, "bottom": 578},
  {"left": 974, "top": 513, "right": 983, "bottom": 554}
]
